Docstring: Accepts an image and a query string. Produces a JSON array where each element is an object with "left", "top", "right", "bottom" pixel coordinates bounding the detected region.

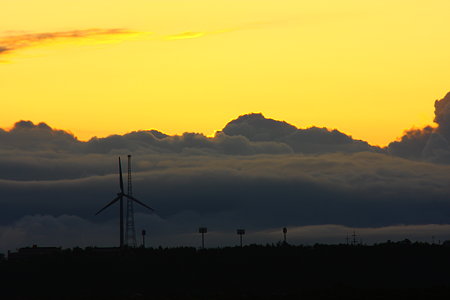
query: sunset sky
[{"left": 2, "top": 0, "right": 450, "bottom": 146}]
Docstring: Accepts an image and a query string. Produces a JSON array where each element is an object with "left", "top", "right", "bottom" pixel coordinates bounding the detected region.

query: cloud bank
[
  {"left": 1, "top": 94, "right": 450, "bottom": 252},
  {"left": 0, "top": 112, "right": 379, "bottom": 157}
]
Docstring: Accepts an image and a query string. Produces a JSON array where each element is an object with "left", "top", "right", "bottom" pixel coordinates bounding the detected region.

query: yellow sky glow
[{"left": 1, "top": 0, "right": 450, "bottom": 146}]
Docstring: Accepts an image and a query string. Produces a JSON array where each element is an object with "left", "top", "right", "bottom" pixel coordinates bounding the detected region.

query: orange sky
[{"left": 1, "top": 0, "right": 450, "bottom": 146}]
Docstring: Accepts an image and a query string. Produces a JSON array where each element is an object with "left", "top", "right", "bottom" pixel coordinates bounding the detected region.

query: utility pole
[
  {"left": 199, "top": 227, "right": 207, "bottom": 249},
  {"left": 237, "top": 229, "right": 245, "bottom": 247},
  {"left": 142, "top": 229, "right": 146, "bottom": 248},
  {"left": 283, "top": 227, "right": 287, "bottom": 244}
]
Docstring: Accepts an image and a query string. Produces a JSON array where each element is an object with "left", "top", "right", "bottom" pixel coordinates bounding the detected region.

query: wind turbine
[{"left": 95, "top": 157, "right": 154, "bottom": 249}]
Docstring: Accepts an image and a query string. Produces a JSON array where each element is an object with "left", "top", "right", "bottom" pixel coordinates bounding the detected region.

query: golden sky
[{"left": 1, "top": 0, "right": 450, "bottom": 146}]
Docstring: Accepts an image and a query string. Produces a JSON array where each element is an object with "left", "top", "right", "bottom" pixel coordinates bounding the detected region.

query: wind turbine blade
[
  {"left": 119, "top": 157, "right": 124, "bottom": 194},
  {"left": 124, "top": 194, "right": 154, "bottom": 212},
  {"left": 95, "top": 195, "right": 121, "bottom": 215}
]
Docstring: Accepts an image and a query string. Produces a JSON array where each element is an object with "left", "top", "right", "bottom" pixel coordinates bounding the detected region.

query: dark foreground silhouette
[{"left": 2, "top": 241, "right": 450, "bottom": 299}]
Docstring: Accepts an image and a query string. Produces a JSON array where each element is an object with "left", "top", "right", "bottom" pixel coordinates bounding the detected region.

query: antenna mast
[{"left": 125, "top": 154, "right": 137, "bottom": 247}]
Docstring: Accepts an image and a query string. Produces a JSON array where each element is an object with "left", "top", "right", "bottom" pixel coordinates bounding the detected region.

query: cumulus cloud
[
  {"left": 0, "top": 117, "right": 295, "bottom": 155},
  {"left": 0, "top": 120, "right": 79, "bottom": 152},
  {"left": 387, "top": 126, "right": 434, "bottom": 159},
  {"left": 220, "top": 113, "right": 378, "bottom": 154},
  {"left": 388, "top": 92, "right": 450, "bottom": 163},
  {"left": 434, "top": 92, "right": 450, "bottom": 136},
  {"left": 221, "top": 113, "right": 297, "bottom": 141}
]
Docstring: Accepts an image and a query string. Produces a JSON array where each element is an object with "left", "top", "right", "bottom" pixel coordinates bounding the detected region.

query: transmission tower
[{"left": 125, "top": 154, "right": 137, "bottom": 247}]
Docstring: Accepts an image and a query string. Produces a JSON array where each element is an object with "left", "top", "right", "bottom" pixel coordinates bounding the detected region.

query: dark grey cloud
[
  {"left": 221, "top": 113, "right": 297, "bottom": 141},
  {"left": 434, "top": 92, "right": 450, "bottom": 136},
  {"left": 0, "top": 151, "right": 449, "bottom": 252},
  {"left": 1, "top": 104, "right": 450, "bottom": 252},
  {"left": 0, "top": 120, "right": 295, "bottom": 156},
  {"left": 86, "top": 131, "right": 293, "bottom": 155},
  {"left": 388, "top": 126, "right": 434, "bottom": 159},
  {"left": 388, "top": 92, "right": 450, "bottom": 163},
  {"left": 220, "top": 113, "right": 379, "bottom": 154},
  {"left": 0, "top": 120, "right": 79, "bottom": 152},
  {"left": 0, "top": 113, "right": 383, "bottom": 157}
]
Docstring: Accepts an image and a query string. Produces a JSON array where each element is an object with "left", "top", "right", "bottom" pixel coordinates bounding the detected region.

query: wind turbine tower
[
  {"left": 96, "top": 157, "right": 154, "bottom": 249},
  {"left": 125, "top": 154, "right": 137, "bottom": 247}
]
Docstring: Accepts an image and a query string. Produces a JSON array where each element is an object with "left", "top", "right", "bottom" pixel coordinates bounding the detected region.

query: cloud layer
[
  {"left": 1, "top": 93, "right": 450, "bottom": 252},
  {"left": 0, "top": 113, "right": 379, "bottom": 157}
]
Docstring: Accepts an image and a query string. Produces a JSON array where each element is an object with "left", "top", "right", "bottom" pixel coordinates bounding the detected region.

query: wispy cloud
[
  {"left": 163, "top": 28, "right": 237, "bottom": 41},
  {"left": 0, "top": 20, "right": 278, "bottom": 62},
  {"left": 0, "top": 28, "right": 138, "bottom": 57},
  {"left": 164, "top": 31, "right": 206, "bottom": 40},
  {"left": 161, "top": 20, "right": 287, "bottom": 41},
  {"left": 0, "top": 27, "right": 233, "bottom": 61}
]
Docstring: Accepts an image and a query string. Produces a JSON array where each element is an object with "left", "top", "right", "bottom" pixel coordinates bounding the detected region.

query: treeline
[{"left": 1, "top": 241, "right": 450, "bottom": 299}]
